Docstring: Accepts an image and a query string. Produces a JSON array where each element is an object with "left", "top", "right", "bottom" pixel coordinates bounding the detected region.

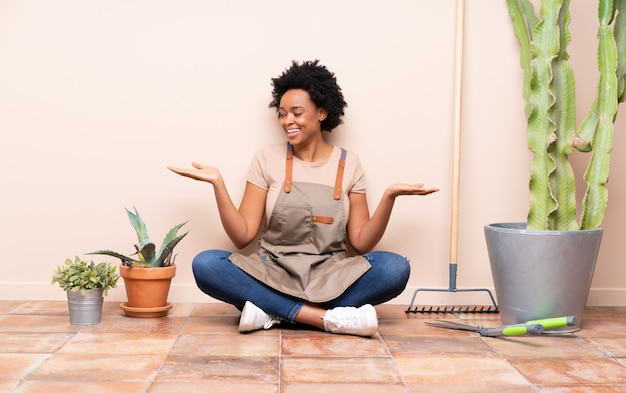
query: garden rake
[{"left": 406, "top": 0, "right": 498, "bottom": 314}]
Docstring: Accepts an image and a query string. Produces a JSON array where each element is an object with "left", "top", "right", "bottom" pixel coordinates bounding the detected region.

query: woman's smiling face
[{"left": 278, "top": 89, "right": 327, "bottom": 145}]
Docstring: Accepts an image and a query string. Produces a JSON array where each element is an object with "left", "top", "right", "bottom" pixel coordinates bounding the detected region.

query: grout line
[
  {"left": 378, "top": 331, "right": 412, "bottom": 392},
  {"left": 8, "top": 321, "right": 79, "bottom": 391},
  {"left": 479, "top": 335, "right": 536, "bottom": 389},
  {"left": 147, "top": 302, "right": 195, "bottom": 392}
]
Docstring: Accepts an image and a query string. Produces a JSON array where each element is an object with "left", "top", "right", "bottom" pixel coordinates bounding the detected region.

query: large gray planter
[
  {"left": 484, "top": 223, "right": 602, "bottom": 332},
  {"left": 67, "top": 288, "right": 104, "bottom": 326}
]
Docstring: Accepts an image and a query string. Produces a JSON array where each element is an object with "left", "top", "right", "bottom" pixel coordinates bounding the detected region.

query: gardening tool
[
  {"left": 424, "top": 316, "right": 577, "bottom": 337},
  {"left": 406, "top": 0, "right": 498, "bottom": 314}
]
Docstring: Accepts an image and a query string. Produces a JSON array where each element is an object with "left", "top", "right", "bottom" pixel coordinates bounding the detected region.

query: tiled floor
[{"left": 1, "top": 301, "right": 625, "bottom": 393}]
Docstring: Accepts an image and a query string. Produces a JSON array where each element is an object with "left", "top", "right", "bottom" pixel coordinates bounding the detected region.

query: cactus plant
[
  {"left": 88, "top": 207, "right": 188, "bottom": 268},
  {"left": 508, "top": 0, "right": 626, "bottom": 230}
]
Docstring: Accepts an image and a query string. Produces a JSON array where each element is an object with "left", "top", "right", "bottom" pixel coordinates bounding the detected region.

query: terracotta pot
[{"left": 119, "top": 264, "right": 176, "bottom": 317}]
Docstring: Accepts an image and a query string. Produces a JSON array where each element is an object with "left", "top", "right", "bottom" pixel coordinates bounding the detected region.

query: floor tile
[
  {"left": 0, "top": 333, "right": 71, "bottom": 353},
  {"left": 27, "top": 353, "right": 164, "bottom": 382},
  {"left": 170, "top": 333, "right": 279, "bottom": 357},
  {"left": 483, "top": 334, "right": 607, "bottom": 359},
  {"left": 9, "top": 300, "right": 114, "bottom": 316},
  {"left": 100, "top": 302, "right": 126, "bottom": 317},
  {"left": 385, "top": 335, "right": 498, "bottom": 357},
  {"left": 375, "top": 304, "right": 414, "bottom": 319},
  {"left": 0, "top": 301, "right": 25, "bottom": 314},
  {"left": 282, "top": 383, "right": 409, "bottom": 393},
  {"left": 580, "top": 306, "right": 626, "bottom": 319},
  {"left": 156, "top": 355, "right": 278, "bottom": 383},
  {"left": 406, "top": 384, "right": 536, "bottom": 393},
  {"left": 12, "top": 381, "right": 149, "bottom": 393},
  {"left": 0, "top": 381, "right": 19, "bottom": 393},
  {"left": 163, "top": 302, "right": 195, "bottom": 317},
  {"left": 279, "top": 325, "right": 328, "bottom": 336},
  {"left": 584, "top": 337, "right": 626, "bottom": 358},
  {"left": 182, "top": 316, "right": 243, "bottom": 334},
  {"left": 191, "top": 302, "right": 241, "bottom": 317},
  {"left": 510, "top": 358, "right": 626, "bottom": 385},
  {"left": 394, "top": 356, "right": 529, "bottom": 385},
  {"left": 82, "top": 314, "right": 186, "bottom": 334},
  {"left": 281, "top": 334, "right": 388, "bottom": 357},
  {"left": 0, "top": 315, "right": 81, "bottom": 333},
  {"left": 575, "top": 313, "right": 626, "bottom": 338},
  {"left": 281, "top": 357, "right": 402, "bottom": 384},
  {"left": 378, "top": 318, "right": 476, "bottom": 337},
  {"left": 0, "top": 354, "right": 50, "bottom": 380},
  {"left": 9, "top": 300, "right": 72, "bottom": 316},
  {"left": 56, "top": 333, "right": 178, "bottom": 355},
  {"left": 534, "top": 385, "right": 626, "bottom": 392},
  {"left": 149, "top": 381, "right": 278, "bottom": 393}
]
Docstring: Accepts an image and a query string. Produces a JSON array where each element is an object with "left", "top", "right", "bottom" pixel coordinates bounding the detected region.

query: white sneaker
[
  {"left": 323, "top": 304, "right": 378, "bottom": 337},
  {"left": 239, "top": 301, "right": 282, "bottom": 333}
]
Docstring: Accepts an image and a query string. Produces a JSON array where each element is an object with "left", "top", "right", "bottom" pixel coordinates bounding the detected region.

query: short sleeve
[
  {"left": 347, "top": 151, "right": 366, "bottom": 194},
  {"left": 246, "top": 147, "right": 269, "bottom": 190}
]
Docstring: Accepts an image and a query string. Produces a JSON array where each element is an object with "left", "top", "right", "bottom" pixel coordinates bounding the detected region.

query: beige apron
[{"left": 229, "top": 143, "right": 371, "bottom": 303}]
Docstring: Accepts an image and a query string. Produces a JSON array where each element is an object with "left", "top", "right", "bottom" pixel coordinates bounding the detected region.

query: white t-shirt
[{"left": 246, "top": 143, "right": 366, "bottom": 222}]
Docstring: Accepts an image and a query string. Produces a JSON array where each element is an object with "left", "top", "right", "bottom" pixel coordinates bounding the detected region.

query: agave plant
[
  {"left": 89, "top": 207, "right": 188, "bottom": 268},
  {"left": 508, "top": 0, "right": 626, "bottom": 230}
]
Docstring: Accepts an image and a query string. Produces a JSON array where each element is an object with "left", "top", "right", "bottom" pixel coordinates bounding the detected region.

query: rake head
[{"left": 405, "top": 304, "right": 499, "bottom": 313}]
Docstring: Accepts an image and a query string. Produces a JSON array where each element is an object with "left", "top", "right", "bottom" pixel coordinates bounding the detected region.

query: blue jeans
[{"left": 191, "top": 249, "right": 410, "bottom": 323}]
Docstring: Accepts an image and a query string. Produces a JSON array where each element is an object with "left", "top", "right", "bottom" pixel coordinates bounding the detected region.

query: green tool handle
[
  {"left": 519, "top": 316, "right": 576, "bottom": 330},
  {"left": 486, "top": 316, "right": 575, "bottom": 336},
  {"left": 484, "top": 324, "right": 543, "bottom": 336},
  {"left": 499, "top": 323, "right": 544, "bottom": 336}
]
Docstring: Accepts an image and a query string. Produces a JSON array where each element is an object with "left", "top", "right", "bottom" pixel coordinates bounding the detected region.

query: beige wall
[{"left": 1, "top": 0, "right": 624, "bottom": 305}]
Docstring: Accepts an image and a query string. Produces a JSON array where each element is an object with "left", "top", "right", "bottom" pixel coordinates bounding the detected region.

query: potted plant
[
  {"left": 52, "top": 256, "right": 119, "bottom": 325},
  {"left": 88, "top": 207, "right": 188, "bottom": 318},
  {"left": 485, "top": 0, "right": 626, "bottom": 331}
]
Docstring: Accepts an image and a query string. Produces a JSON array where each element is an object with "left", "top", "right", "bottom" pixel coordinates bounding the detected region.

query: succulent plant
[
  {"left": 88, "top": 207, "right": 188, "bottom": 268},
  {"left": 52, "top": 256, "right": 119, "bottom": 296},
  {"left": 508, "top": 0, "right": 626, "bottom": 230}
]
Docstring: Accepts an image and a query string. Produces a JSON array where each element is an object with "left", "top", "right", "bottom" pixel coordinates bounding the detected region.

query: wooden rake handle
[{"left": 450, "top": 0, "right": 465, "bottom": 267}]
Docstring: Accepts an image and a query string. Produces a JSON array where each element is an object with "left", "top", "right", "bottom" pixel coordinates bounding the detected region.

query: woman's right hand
[{"left": 167, "top": 162, "right": 222, "bottom": 184}]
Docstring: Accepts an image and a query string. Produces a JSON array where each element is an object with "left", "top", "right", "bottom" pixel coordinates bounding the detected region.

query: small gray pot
[{"left": 67, "top": 288, "right": 104, "bottom": 326}]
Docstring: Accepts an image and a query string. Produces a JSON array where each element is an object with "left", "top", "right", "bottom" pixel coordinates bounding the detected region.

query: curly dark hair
[{"left": 269, "top": 60, "right": 347, "bottom": 132}]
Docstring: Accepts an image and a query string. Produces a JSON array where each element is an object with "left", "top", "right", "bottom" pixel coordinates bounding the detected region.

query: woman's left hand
[{"left": 387, "top": 183, "right": 440, "bottom": 197}]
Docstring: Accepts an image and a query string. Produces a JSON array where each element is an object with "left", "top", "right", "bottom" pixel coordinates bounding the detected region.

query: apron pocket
[{"left": 265, "top": 204, "right": 313, "bottom": 246}]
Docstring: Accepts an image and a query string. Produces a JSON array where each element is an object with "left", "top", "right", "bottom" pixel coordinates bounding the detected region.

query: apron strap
[
  {"left": 334, "top": 148, "right": 347, "bottom": 200},
  {"left": 284, "top": 143, "right": 294, "bottom": 193},
  {"left": 284, "top": 143, "right": 346, "bottom": 200}
]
